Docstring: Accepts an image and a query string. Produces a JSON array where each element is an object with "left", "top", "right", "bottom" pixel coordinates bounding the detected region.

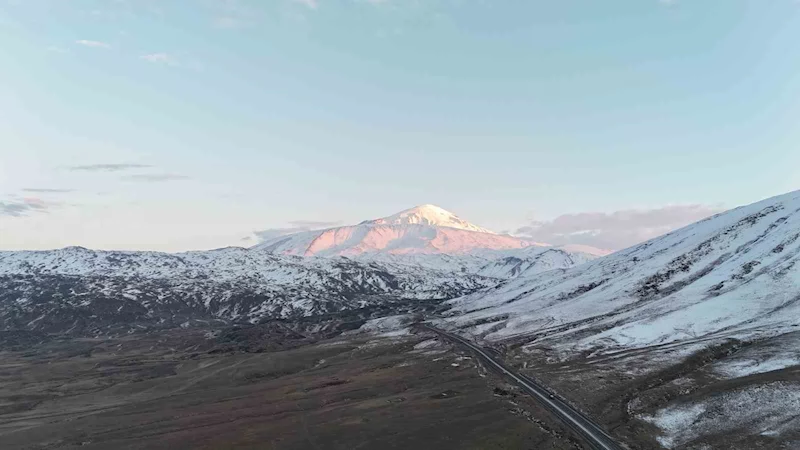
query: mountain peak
[{"left": 364, "top": 204, "right": 497, "bottom": 234}]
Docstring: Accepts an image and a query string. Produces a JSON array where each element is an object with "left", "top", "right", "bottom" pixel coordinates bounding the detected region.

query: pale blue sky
[{"left": 1, "top": 0, "right": 799, "bottom": 251}]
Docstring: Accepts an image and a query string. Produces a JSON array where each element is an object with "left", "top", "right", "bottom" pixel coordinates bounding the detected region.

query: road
[{"left": 422, "top": 324, "right": 624, "bottom": 450}]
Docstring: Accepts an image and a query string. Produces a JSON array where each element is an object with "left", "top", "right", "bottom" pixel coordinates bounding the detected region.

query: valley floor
[
  {"left": 4, "top": 323, "right": 796, "bottom": 450},
  {"left": 0, "top": 327, "right": 581, "bottom": 450}
]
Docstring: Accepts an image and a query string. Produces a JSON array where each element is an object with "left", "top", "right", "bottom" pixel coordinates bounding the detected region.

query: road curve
[{"left": 423, "top": 324, "right": 624, "bottom": 450}]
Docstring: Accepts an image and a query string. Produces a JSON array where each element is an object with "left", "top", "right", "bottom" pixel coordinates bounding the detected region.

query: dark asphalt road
[{"left": 423, "top": 324, "right": 624, "bottom": 450}]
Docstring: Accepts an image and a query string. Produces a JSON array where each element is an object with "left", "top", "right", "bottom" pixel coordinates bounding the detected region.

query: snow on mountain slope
[
  {"left": 354, "top": 247, "right": 598, "bottom": 280},
  {"left": 0, "top": 247, "right": 496, "bottom": 335},
  {"left": 363, "top": 204, "right": 497, "bottom": 234},
  {"left": 257, "top": 223, "right": 537, "bottom": 257},
  {"left": 255, "top": 223, "right": 533, "bottom": 256},
  {"left": 442, "top": 190, "right": 800, "bottom": 355},
  {"left": 255, "top": 204, "right": 545, "bottom": 256}
]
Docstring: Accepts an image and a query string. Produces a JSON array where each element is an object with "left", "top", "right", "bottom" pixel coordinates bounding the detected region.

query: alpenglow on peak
[{"left": 363, "top": 204, "right": 497, "bottom": 234}]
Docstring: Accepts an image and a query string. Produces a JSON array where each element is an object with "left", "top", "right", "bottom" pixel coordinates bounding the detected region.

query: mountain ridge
[
  {"left": 0, "top": 247, "right": 499, "bottom": 335},
  {"left": 441, "top": 189, "right": 800, "bottom": 356},
  {"left": 0, "top": 242, "right": 597, "bottom": 336}
]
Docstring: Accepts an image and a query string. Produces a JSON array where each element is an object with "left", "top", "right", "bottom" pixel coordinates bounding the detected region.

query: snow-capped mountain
[
  {"left": 442, "top": 190, "right": 800, "bottom": 357},
  {"left": 254, "top": 204, "right": 603, "bottom": 278},
  {"left": 363, "top": 204, "right": 496, "bottom": 234},
  {"left": 255, "top": 204, "right": 548, "bottom": 257},
  {"left": 0, "top": 247, "right": 496, "bottom": 335}
]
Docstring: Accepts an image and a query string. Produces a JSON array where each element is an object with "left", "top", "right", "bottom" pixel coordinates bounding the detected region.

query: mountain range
[
  {"left": 0, "top": 205, "right": 599, "bottom": 335},
  {"left": 0, "top": 247, "right": 492, "bottom": 335},
  {"left": 0, "top": 192, "right": 800, "bottom": 351},
  {"left": 3, "top": 192, "right": 800, "bottom": 447},
  {"left": 4, "top": 192, "right": 800, "bottom": 351}
]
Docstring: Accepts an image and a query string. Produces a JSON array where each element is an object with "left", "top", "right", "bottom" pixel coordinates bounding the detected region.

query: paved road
[{"left": 423, "top": 324, "right": 624, "bottom": 450}]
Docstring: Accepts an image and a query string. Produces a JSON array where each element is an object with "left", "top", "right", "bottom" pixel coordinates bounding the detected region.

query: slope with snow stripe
[{"left": 443, "top": 190, "right": 800, "bottom": 355}]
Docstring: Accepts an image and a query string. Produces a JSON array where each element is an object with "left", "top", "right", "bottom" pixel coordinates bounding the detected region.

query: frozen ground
[{"left": 642, "top": 382, "right": 800, "bottom": 448}]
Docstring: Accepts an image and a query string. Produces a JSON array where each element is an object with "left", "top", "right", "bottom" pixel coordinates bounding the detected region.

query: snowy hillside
[
  {"left": 356, "top": 247, "right": 599, "bottom": 280},
  {"left": 0, "top": 247, "right": 496, "bottom": 335},
  {"left": 443, "top": 190, "right": 800, "bottom": 355}
]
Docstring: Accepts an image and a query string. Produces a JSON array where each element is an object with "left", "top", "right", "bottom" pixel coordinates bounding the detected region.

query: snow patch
[
  {"left": 413, "top": 339, "right": 440, "bottom": 350},
  {"left": 358, "top": 314, "right": 414, "bottom": 338},
  {"left": 716, "top": 357, "right": 800, "bottom": 379}
]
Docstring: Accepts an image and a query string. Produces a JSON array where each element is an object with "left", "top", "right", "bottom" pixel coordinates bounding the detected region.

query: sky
[{"left": 1, "top": 0, "right": 799, "bottom": 252}]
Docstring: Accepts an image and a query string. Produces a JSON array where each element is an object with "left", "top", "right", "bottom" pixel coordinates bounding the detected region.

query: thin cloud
[
  {"left": 254, "top": 220, "right": 340, "bottom": 242},
  {"left": 288, "top": 220, "right": 341, "bottom": 228},
  {"left": 0, "top": 198, "right": 54, "bottom": 217},
  {"left": 140, "top": 53, "right": 179, "bottom": 65},
  {"left": 292, "top": 0, "right": 319, "bottom": 9},
  {"left": 214, "top": 16, "right": 245, "bottom": 28},
  {"left": 75, "top": 40, "right": 111, "bottom": 49},
  {"left": 121, "top": 174, "right": 190, "bottom": 182},
  {"left": 254, "top": 227, "right": 311, "bottom": 241},
  {"left": 22, "top": 188, "right": 74, "bottom": 194},
  {"left": 69, "top": 163, "right": 153, "bottom": 172},
  {"left": 209, "top": 0, "right": 257, "bottom": 28},
  {"left": 515, "top": 205, "right": 724, "bottom": 252}
]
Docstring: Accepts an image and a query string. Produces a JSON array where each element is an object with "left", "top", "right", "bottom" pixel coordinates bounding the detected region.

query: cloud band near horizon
[{"left": 515, "top": 204, "right": 724, "bottom": 251}]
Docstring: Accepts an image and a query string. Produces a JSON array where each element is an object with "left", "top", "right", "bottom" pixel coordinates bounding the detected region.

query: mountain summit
[
  {"left": 362, "top": 204, "right": 496, "bottom": 234},
  {"left": 255, "top": 204, "right": 536, "bottom": 256}
]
